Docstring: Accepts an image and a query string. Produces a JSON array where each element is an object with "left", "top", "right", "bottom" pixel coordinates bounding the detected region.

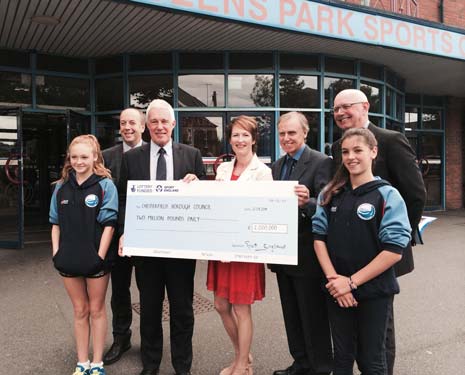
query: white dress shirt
[
  {"left": 122, "top": 140, "right": 143, "bottom": 153},
  {"left": 150, "top": 140, "right": 174, "bottom": 181}
]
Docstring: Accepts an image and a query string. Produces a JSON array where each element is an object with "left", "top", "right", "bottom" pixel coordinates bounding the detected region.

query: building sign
[{"left": 131, "top": 0, "right": 465, "bottom": 60}]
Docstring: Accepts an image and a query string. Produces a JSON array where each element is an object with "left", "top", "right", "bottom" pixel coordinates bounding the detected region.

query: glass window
[
  {"left": 96, "top": 77, "right": 124, "bottom": 111},
  {"left": 422, "top": 109, "right": 442, "bottom": 130},
  {"left": 423, "top": 95, "right": 443, "bottom": 107},
  {"left": 418, "top": 133, "right": 442, "bottom": 207},
  {"left": 323, "top": 78, "right": 355, "bottom": 108},
  {"left": 179, "top": 53, "right": 223, "bottom": 70},
  {"left": 228, "top": 74, "right": 274, "bottom": 107},
  {"left": 405, "top": 107, "right": 419, "bottom": 131},
  {"left": 129, "top": 75, "right": 173, "bottom": 109},
  {"left": 396, "top": 93, "right": 404, "bottom": 120},
  {"left": 37, "top": 54, "right": 88, "bottom": 74},
  {"left": 180, "top": 116, "right": 224, "bottom": 157},
  {"left": 0, "top": 72, "right": 31, "bottom": 106},
  {"left": 406, "top": 93, "right": 420, "bottom": 105},
  {"left": 279, "top": 75, "right": 318, "bottom": 108},
  {"left": 95, "top": 56, "right": 123, "bottom": 75},
  {"left": 178, "top": 75, "right": 224, "bottom": 107},
  {"left": 386, "top": 120, "right": 403, "bottom": 132},
  {"left": 279, "top": 53, "right": 318, "bottom": 71},
  {"left": 96, "top": 114, "right": 121, "bottom": 150},
  {"left": 36, "top": 75, "right": 90, "bottom": 111},
  {"left": 0, "top": 49, "right": 29, "bottom": 68},
  {"left": 229, "top": 53, "right": 273, "bottom": 70},
  {"left": 360, "top": 62, "right": 383, "bottom": 80},
  {"left": 324, "top": 112, "right": 342, "bottom": 154},
  {"left": 386, "top": 70, "right": 397, "bottom": 86},
  {"left": 360, "top": 82, "right": 381, "bottom": 113},
  {"left": 386, "top": 88, "right": 393, "bottom": 117},
  {"left": 130, "top": 53, "right": 172, "bottom": 71},
  {"left": 325, "top": 57, "right": 355, "bottom": 75}
]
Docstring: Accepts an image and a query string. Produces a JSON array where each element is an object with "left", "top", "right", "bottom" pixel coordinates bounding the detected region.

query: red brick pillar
[{"left": 445, "top": 97, "right": 464, "bottom": 209}]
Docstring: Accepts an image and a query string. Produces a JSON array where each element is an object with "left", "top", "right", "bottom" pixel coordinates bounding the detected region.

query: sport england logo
[
  {"left": 357, "top": 203, "right": 375, "bottom": 221},
  {"left": 85, "top": 194, "right": 99, "bottom": 208},
  {"left": 156, "top": 185, "right": 163, "bottom": 192}
]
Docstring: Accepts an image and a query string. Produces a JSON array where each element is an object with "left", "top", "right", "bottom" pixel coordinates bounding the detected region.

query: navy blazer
[{"left": 269, "top": 145, "right": 333, "bottom": 277}]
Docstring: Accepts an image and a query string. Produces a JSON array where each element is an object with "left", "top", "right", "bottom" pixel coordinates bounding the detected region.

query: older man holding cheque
[{"left": 118, "top": 99, "right": 205, "bottom": 375}]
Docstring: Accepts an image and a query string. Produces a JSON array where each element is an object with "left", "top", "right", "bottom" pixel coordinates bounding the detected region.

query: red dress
[{"left": 206, "top": 173, "right": 265, "bottom": 305}]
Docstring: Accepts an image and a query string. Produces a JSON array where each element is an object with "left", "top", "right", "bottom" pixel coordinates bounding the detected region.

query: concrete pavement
[{"left": 0, "top": 210, "right": 464, "bottom": 374}]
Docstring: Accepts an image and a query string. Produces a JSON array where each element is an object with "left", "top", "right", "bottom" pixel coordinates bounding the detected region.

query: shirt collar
[
  {"left": 151, "top": 140, "right": 173, "bottom": 157},
  {"left": 122, "top": 140, "right": 143, "bottom": 153},
  {"left": 289, "top": 144, "right": 306, "bottom": 161}
]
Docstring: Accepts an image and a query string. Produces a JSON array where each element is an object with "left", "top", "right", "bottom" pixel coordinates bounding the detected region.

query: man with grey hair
[
  {"left": 118, "top": 99, "right": 205, "bottom": 375},
  {"left": 270, "top": 112, "right": 333, "bottom": 375},
  {"left": 331, "top": 89, "right": 426, "bottom": 375}
]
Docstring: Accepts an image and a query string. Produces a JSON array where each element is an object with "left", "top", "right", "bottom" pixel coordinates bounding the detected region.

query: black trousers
[
  {"left": 276, "top": 272, "right": 333, "bottom": 374},
  {"left": 110, "top": 255, "right": 134, "bottom": 337},
  {"left": 327, "top": 295, "right": 393, "bottom": 375},
  {"left": 135, "top": 257, "right": 196, "bottom": 373},
  {"left": 385, "top": 299, "right": 396, "bottom": 375}
]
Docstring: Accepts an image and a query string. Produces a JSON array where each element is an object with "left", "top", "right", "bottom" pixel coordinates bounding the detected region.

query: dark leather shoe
[
  {"left": 139, "top": 369, "right": 159, "bottom": 375},
  {"left": 273, "top": 366, "right": 309, "bottom": 375},
  {"left": 103, "top": 335, "right": 131, "bottom": 365},
  {"left": 176, "top": 372, "right": 192, "bottom": 375}
]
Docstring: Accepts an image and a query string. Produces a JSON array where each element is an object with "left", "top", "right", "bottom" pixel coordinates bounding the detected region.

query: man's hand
[
  {"left": 294, "top": 184, "right": 310, "bottom": 208},
  {"left": 335, "top": 292, "right": 358, "bottom": 308},
  {"left": 182, "top": 173, "right": 198, "bottom": 183},
  {"left": 118, "top": 234, "right": 129, "bottom": 257}
]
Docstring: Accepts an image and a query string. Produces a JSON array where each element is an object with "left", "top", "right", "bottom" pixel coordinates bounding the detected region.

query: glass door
[
  {"left": 67, "top": 109, "right": 91, "bottom": 143},
  {"left": 0, "top": 108, "right": 24, "bottom": 249}
]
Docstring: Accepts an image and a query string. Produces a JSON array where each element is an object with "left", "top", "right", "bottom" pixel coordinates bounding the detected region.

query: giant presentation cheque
[{"left": 123, "top": 180, "right": 298, "bottom": 265}]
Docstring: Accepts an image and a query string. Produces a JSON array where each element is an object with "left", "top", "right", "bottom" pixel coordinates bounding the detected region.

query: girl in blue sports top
[
  {"left": 50, "top": 135, "right": 118, "bottom": 375},
  {"left": 312, "top": 128, "right": 411, "bottom": 375}
]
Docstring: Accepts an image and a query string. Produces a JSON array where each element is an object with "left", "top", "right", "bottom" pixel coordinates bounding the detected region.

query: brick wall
[
  {"left": 342, "top": 0, "right": 465, "bottom": 29},
  {"left": 445, "top": 97, "right": 464, "bottom": 209}
]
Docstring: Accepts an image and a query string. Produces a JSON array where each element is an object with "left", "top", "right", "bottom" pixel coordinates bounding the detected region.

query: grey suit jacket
[
  {"left": 269, "top": 145, "right": 333, "bottom": 277},
  {"left": 118, "top": 142, "right": 206, "bottom": 233},
  {"left": 331, "top": 123, "right": 426, "bottom": 276}
]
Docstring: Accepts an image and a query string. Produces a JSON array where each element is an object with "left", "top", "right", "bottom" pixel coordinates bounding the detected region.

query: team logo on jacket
[
  {"left": 85, "top": 194, "right": 99, "bottom": 208},
  {"left": 357, "top": 203, "right": 375, "bottom": 220}
]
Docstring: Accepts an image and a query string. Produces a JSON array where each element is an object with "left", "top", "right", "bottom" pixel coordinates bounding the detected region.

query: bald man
[
  {"left": 103, "top": 108, "right": 146, "bottom": 365},
  {"left": 331, "top": 89, "right": 426, "bottom": 375}
]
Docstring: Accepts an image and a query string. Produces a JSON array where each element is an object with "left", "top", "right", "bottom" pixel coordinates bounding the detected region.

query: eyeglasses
[{"left": 331, "top": 102, "right": 365, "bottom": 114}]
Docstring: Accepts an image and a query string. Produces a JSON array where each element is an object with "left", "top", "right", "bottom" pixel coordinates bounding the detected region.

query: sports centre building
[{"left": 0, "top": 0, "right": 464, "bottom": 247}]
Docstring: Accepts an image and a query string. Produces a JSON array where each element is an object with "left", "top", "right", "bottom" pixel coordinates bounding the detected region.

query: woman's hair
[
  {"left": 320, "top": 128, "right": 377, "bottom": 206},
  {"left": 226, "top": 115, "right": 259, "bottom": 153},
  {"left": 57, "top": 134, "right": 111, "bottom": 183}
]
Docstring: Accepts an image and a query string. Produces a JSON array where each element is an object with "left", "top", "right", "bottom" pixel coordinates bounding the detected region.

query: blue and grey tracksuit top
[
  {"left": 312, "top": 178, "right": 411, "bottom": 301},
  {"left": 49, "top": 172, "right": 118, "bottom": 277}
]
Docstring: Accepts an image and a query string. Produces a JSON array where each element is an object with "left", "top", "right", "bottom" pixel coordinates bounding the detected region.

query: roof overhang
[{"left": 1, "top": 0, "right": 464, "bottom": 97}]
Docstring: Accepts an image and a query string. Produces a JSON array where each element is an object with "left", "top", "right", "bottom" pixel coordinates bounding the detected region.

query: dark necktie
[
  {"left": 282, "top": 157, "right": 296, "bottom": 181},
  {"left": 156, "top": 148, "right": 167, "bottom": 180}
]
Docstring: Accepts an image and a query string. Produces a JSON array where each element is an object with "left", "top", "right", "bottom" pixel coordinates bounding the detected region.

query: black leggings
[{"left": 327, "top": 295, "right": 393, "bottom": 375}]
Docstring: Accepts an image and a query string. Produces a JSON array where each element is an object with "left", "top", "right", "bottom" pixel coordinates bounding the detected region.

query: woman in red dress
[{"left": 207, "top": 116, "right": 272, "bottom": 375}]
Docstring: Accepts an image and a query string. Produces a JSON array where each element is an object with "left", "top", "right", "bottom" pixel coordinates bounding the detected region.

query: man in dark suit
[
  {"left": 118, "top": 99, "right": 205, "bottom": 375},
  {"left": 102, "top": 107, "right": 146, "bottom": 365},
  {"left": 271, "top": 112, "right": 333, "bottom": 375},
  {"left": 331, "top": 89, "right": 426, "bottom": 375}
]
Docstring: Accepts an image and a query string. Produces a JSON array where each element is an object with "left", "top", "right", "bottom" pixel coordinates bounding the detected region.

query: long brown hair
[
  {"left": 56, "top": 134, "right": 111, "bottom": 183},
  {"left": 320, "top": 128, "right": 377, "bottom": 206}
]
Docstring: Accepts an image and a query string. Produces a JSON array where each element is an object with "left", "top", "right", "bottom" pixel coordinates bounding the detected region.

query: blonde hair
[{"left": 57, "top": 134, "right": 111, "bottom": 183}]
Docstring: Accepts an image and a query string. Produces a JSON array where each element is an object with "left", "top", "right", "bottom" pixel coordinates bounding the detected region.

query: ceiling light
[{"left": 30, "top": 15, "right": 60, "bottom": 26}]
